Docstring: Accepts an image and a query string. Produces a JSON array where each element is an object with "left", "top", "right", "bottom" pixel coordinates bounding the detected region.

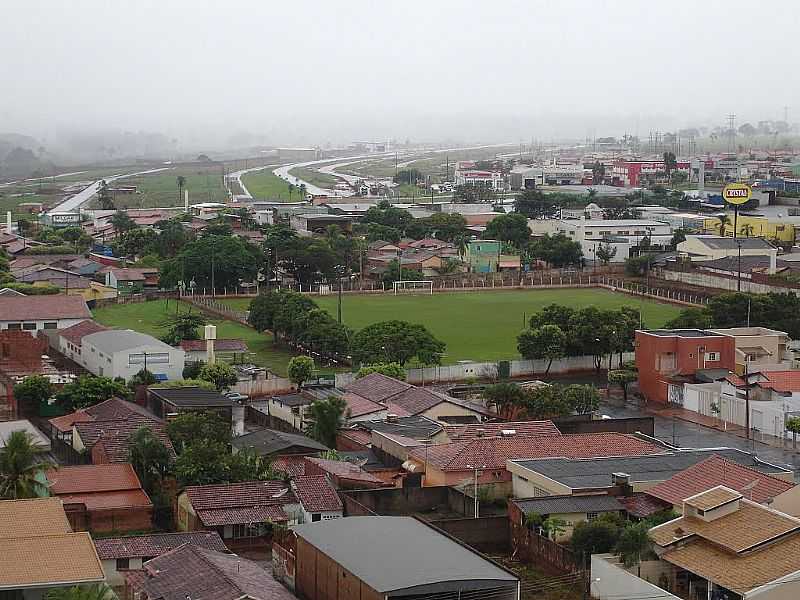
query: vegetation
[
  {"left": 356, "top": 362, "right": 406, "bottom": 380},
  {"left": 55, "top": 376, "right": 130, "bottom": 412},
  {"left": 12, "top": 375, "right": 54, "bottom": 412},
  {"left": 198, "top": 362, "right": 238, "bottom": 391},
  {"left": 166, "top": 411, "right": 230, "bottom": 454},
  {"left": 159, "top": 311, "right": 206, "bottom": 345},
  {"left": 129, "top": 427, "right": 173, "bottom": 496},
  {"left": 0, "top": 430, "right": 48, "bottom": 499},
  {"left": 517, "top": 324, "right": 566, "bottom": 374},
  {"left": 288, "top": 355, "right": 315, "bottom": 388},
  {"left": 350, "top": 320, "right": 446, "bottom": 366},
  {"left": 482, "top": 382, "right": 599, "bottom": 420},
  {"left": 608, "top": 369, "right": 637, "bottom": 402},
  {"left": 306, "top": 396, "right": 348, "bottom": 448},
  {"left": 45, "top": 584, "right": 116, "bottom": 600}
]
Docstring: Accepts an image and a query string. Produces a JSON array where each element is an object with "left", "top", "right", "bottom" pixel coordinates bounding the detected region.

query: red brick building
[
  {"left": 635, "top": 329, "right": 735, "bottom": 405},
  {"left": 46, "top": 463, "right": 153, "bottom": 533}
]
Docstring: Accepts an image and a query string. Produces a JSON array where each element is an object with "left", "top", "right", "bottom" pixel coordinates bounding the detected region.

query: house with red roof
[
  {"left": 46, "top": 463, "right": 153, "bottom": 533},
  {"left": 0, "top": 294, "right": 91, "bottom": 332},
  {"left": 304, "top": 457, "right": 387, "bottom": 489},
  {"left": 103, "top": 267, "right": 159, "bottom": 296},
  {"left": 56, "top": 319, "right": 109, "bottom": 363},
  {"left": 406, "top": 432, "right": 662, "bottom": 497},
  {"left": 291, "top": 475, "right": 343, "bottom": 522},
  {"left": 720, "top": 370, "right": 800, "bottom": 440},
  {"left": 645, "top": 454, "right": 800, "bottom": 515}
]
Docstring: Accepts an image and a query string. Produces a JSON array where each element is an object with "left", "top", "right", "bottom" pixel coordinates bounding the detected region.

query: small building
[
  {"left": 510, "top": 494, "right": 625, "bottom": 542},
  {"left": 466, "top": 239, "right": 501, "bottom": 273},
  {"left": 231, "top": 427, "right": 328, "bottom": 458},
  {"left": 0, "top": 295, "right": 91, "bottom": 332},
  {"left": 147, "top": 386, "right": 234, "bottom": 420},
  {"left": 94, "top": 531, "right": 228, "bottom": 587},
  {"left": 706, "top": 327, "right": 792, "bottom": 375},
  {"left": 56, "top": 319, "right": 109, "bottom": 364},
  {"left": 178, "top": 338, "right": 248, "bottom": 363},
  {"left": 677, "top": 235, "right": 778, "bottom": 271},
  {"left": 290, "top": 474, "right": 344, "bottom": 523},
  {"left": 45, "top": 463, "right": 153, "bottom": 533},
  {"left": 293, "top": 516, "right": 520, "bottom": 600},
  {"left": 0, "top": 498, "right": 105, "bottom": 599},
  {"left": 79, "top": 329, "right": 185, "bottom": 382},
  {"left": 304, "top": 457, "right": 386, "bottom": 489},
  {"left": 127, "top": 543, "right": 295, "bottom": 600},
  {"left": 103, "top": 267, "right": 160, "bottom": 296}
]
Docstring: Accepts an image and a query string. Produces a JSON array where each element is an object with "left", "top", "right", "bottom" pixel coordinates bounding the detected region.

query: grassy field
[
  {"left": 241, "top": 169, "right": 298, "bottom": 201},
  {"left": 288, "top": 166, "right": 344, "bottom": 189},
  {"left": 92, "top": 299, "right": 295, "bottom": 376},
  {"left": 223, "top": 289, "right": 681, "bottom": 364}
]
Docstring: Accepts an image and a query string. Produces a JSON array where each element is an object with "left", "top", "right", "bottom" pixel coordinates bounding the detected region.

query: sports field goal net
[{"left": 393, "top": 280, "right": 433, "bottom": 295}]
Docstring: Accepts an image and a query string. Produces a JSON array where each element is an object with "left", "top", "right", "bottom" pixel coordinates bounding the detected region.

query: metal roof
[
  {"left": 231, "top": 428, "right": 328, "bottom": 455},
  {"left": 514, "top": 495, "right": 624, "bottom": 515},
  {"left": 293, "top": 516, "right": 517, "bottom": 594},
  {"left": 82, "top": 329, "right": 176, "bottom": 354}
]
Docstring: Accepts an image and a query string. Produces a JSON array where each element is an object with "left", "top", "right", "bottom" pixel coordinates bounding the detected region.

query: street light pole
[{"left": 737, "top": 239, "right": 742, "bottom": 292}]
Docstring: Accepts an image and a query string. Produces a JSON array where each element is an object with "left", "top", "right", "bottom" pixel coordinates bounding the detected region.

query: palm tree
[
  {"left": 716, "top": 214, "right": 732, "bottom": 237},
  {"left": 288, "top": 183, "right": 295, "bottom": 201},
  {"left": 299, "top": 183, "right": 307, "bottom": 200},
  {"left": 177, "top": 175, "right": 187, "bottom": 203},
  {"left": 0, "top": 430, "right": 49, "bottom": 499},
  {"left": 454, "top": 234, "right": 468, "bottom": 260},
  {"left": 741, "top": 223, "right": 754, "bottom": 237},
  {"left": 97, "top": 180, "right": 115, "bottom": 211}
]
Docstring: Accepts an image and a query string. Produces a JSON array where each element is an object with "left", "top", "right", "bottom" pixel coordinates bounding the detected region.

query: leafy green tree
[
  {"left": 160, "top": 234, "right": 262, "bottom": 291},
  {"left": 175, "top": 441, "right": 230, "bottom": 486},
  {"left": 664, "top": 307, "right": 713, "bottom": 329},
  {"left": 670, "top": 227, "right": 687, "bottom": 247},
  {"left": 624, "top": 254, "right": 655, "bottom": 277},
  {"left": 562, "top": 384, "right": 600, "bottom": 414},
  {"left": 167, "top": 411, "right": 231, "bottom": 454},
  {"left": 182, "top": 360, "right": 205, "bottom": 380},
  {"left": 0, "top": 430, "right": 48, "bottom": 499},
  {"left": 515, "top": 189, "right": 556, "bottom": 219},
  {"left": 300, "top": 312, "right": 350, "bottom": 357},
  {"left": 154, "top": 219, "right": 189, "bottom": 258},
  {"left": 228, "top": 447, "right": 277, "bottom": 482},
  {"left": 55, "top": 376, "right": 130, "bottom": 411},
  {"left": 177, "top": 175, "right": 186, "bottom": 202},
  {"left": 662, "top": 151, "right": 678, "bottom": 177},
  {"left": 307, "top": 396, "right": 347, "bottom": 448},
  {"left": 128, "top": 427, "right": 172, "bottom": 495},
  {"left": 595, "top": 242, "right": 617, "bottom": 265},
  {"left": 483, "top": 213, "right": 530, "bottom": 249},
  {"left": 13, "top": 375, "right": 53, "bottom": 413},
  {"left": 160, "top": 311, "right": 207, "bottom": 345},
  {"left": 616, "top": 521, "right": 651, "bottom": 571},
  {"left": 111, "top": 211, "right": 137, "bottom": 234},
  {"left": 248, "top": 290, "right": 291, "bottom": 333},
  {"left": 420, "top": 212, "right": 467, "bottom": 242},
  {"left": 529, "top": 233, "right": 583, "bottom": 267},
  {"left": 288, "top": 356, "right": 315, "bottom": 389},
  {"left": 381, "top": 259, "right": 425, "bottom": 286},
  {"left": 278, "top": 237, "right": 337, "bottom": 286},
  {"left": 571, "top": 514, "right": 622, "bottom": 558},
  {"left": 517, "top": 325, "right": 566, "bottom": 374},
  {"left": 483, "top": 382, "right": 525, "bottom": 420},
  {"left": 350, "top": 320, "right": 446, "bottom": 366},
  {"left": 520, "top": 385, "right": 571, "bottom": 420},
  {"left": 45, "top": 584, "right": 116, "bottom": 600},
  {"left": 608, "top": 370, "right": 637, "bottom": 402},
  {"left": 198, "top": 362, "right": 238, "bottom": 391},
  {"left": 356, "top": 363, "right": 406, "bottom": 381},
  {"left": 97, "top": 179, "right": 115, "bottom": 210},
  {"left": 128, "top": 369, "right": 157, "bottom": 389},
  {"left": 787, "top": 417, "right": 800, "bottom": 450},
  {"left": 115, "top": 228, "right": 159, "bottom": 259}
]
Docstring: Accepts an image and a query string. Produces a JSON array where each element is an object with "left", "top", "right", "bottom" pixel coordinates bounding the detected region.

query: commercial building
[
  {"left": 611, "top": 159, "right": 690, "bottom": 187},
  {"left": 0, "top": 295, "right": 91, "bottom": 332},
  {"left": 511, "top": 163, "right": 585, "bottom": 188},
  {"left": 453, "top": 161, "right": 506, "bottom": 191},
  {"left": 677, "top": 236, "right": 778, "bottom": 271},
  {"left": 293, "top": 516, "right": 520, "bottom": 600},
  {"left": 78, "top": 329, "right": 185, "bottom": 382}
]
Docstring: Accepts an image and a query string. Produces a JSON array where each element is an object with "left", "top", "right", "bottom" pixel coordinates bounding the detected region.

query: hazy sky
[{"left": 2, "top": 0, "right": 798, "bottom": 149}]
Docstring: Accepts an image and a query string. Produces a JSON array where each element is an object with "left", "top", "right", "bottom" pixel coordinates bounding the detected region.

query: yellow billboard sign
[{"left": 722, "top": 182, "right": 752, "bottom": 205}]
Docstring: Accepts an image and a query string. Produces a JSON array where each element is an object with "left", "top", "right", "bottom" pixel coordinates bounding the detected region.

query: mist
[{"left": 1, "top": 0, "right": 798, "bottom": 152}]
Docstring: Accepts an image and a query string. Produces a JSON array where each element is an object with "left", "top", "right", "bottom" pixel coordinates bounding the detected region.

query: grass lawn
[
  {"left": 288, "top": 166, "right": 344, "bottom": 189},
  {"left": 92, "top": 299, "right": 295, "bottom": 376},
  {"left": 241, "top": 169, "right": 298, "bottom": 201},
  {"left": 223, "top": 289, "right": 681, "bottom": 364}
]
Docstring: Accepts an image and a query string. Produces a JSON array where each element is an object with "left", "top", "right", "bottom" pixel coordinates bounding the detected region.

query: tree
[
  {"left": 592, "top": 161, "right": 606, "bottom": 184},
  {"left": 595, "top": 242, "right": 617, "bottom": 265},
  {"left": 624, "top": 254, "right": 655, "bottom": 277},
  {"left": 356, "top": 363, "right": 406, "bottom": 381},
  {"left": 248, "top": 290, "right": 290, "bottom": 333},
  {"left": 175, "top": 441, "right": 230, "bottom": 486},
  {"left": 55, "top": 376, "right": 129, "bottom": 411},
  {"left": 45, "top": 584, "right": 116, "bottom": 600},
  {"left": 787, "top": 417, "right": 800, "bottom": 450},
  {"left": 278, "top": 237, "right": 337, "bottom": 286},
  {"left": 111, "top": 211, "right": 136, "bottom": 235},
  {"left": 160, "top": 311, "right": 207, "bottom": 345},
  {"left": 608, "top": 370, "right": 637, "bottom": 402},
  {"left": 167, "top": 411, "right": 230, "bottom": 454},
  {"left": 665, "top": 307, "right": 713, "bottom": 329},
  {"left": 741, "top": 223, "right": 754, "bottom": 237},
  {"left": 0, "top": 430, "right": 48, "bottom": 499},
  {"left": 421, "top": 212, "right": 468, "bottom": 242},
  {"left": 517, "top": 325, "right": 566, "bottom": 374},
  {"left": 562, "top": 384, "right": 600, "bottom": 414},
  {"left": 177, "top": 175, "right": 186, "bottom": 202},
  {"left": 571, "top": 514, "right": 623, "bottom": 558},
  {"left": 128, "top": 369, "right": 157, "bottom": 389},
  {"left": 154, "top": 219, "right": 188, "bottom": 258},
  {"left": 306, "top": 396, "right": 347, "bottom": 448},
  {"left": 381, "top": 259, "right": 424, "bottom": 287},
  {"left": 670, "top": 228, "right": 687, "bottom": 247},
  {"left": 13, "top": 375, "right": 53, "bottom": 414},
  {"left": 228, "top": 447, "right": 278, "bottom": 482},
  {"left": 529, "top": 233, "right": 583, "bottom": 267},
  {"left": 287, "top": 355, "right": 315, "bottom": 389},
  {"left": 350, "top": 320, "right": 446, "bottom": 366},
  {"left": 97, "top": 179, "right": 115, "bottom": 210},
  {"left": 300, "top": 312, "right": 350, "bottom": 357},
  {"left": 716, "top": 214, "right": 731, "bottom": 237},
  {"left": 483, "top": 382, "right": 525, "bottom": 420},
  {"left": 663, "top": 152, "right": 678, "bottom": 178},
  {"left": 520, "top": 385, "right": 571, "bottom": 420},
  {"left": 198, "top": 362, "right": 238, "bottom": 391},
  {"left": 483, "top": 213, "right": 530, "bottom": 249},
  {"left": 128, "top": 427, "right": 172, "bottom": 495},
  {"left": 183, "top": 360, "right": 205, "bottom": 380},
  {"left": 616, "top": 522, "right": 651, "bottom": 572}
]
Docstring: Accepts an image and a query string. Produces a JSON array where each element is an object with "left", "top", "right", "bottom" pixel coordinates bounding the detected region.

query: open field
[
  {"left": 93, "top": 299, "right": 295, "bottom": 376},
  {"left": 223, "top": 289, "right": 681, "bottom": 364},
  {"left": 241, "top": 170, "right": 298, "bottom": 201},
  {"left": 288, "top": 166, "right": 344, "bottom": 189}
]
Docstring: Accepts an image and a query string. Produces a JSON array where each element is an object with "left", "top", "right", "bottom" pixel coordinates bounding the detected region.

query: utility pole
[
  {"left": 211, "top": 253, "right": 216, "bottom": 296},
  {"left": 737, "top": 239, "right": 742, "bottom": 292}
]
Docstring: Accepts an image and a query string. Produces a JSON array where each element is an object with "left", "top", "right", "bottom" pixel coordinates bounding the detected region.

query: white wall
[
  {"left": 0, "top": 317, "right": 84, "bottom": 333},
  {"left": 591, "top": 554, "right": 680, "bottom": 600},
  {"left": 80, "top": 341, "right": 185, "bottom": 382}
]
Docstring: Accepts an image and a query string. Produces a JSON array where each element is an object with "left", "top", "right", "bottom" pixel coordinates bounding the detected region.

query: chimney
[
  {"left": 475, "top": 428, "right": 486, "bottom": 438},
  {"left": 386, "top": 413, "right": 398, "bottom": 423},
  {"left": 184, "top": 189, "right": 189, "bottom": 213},
  {"left": 612, "top": 472, "right": 632, "bottom": 497},
  {"left": 205, "top": 324, "right": 217, "bottom": 365}
]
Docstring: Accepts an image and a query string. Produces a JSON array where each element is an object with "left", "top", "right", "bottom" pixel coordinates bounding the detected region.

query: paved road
[
  {"left": 47, "top": 167, "right": 170, "bottom": 215},
  {"left": 602, "top": 402, "right": 800, "bottom": 476}
]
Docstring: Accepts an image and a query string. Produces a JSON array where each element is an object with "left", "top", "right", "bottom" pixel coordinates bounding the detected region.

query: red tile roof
[
  {"left": 58, "top": 320, "right": 109, "bottom": 345},
  {"left": 0, "top": 295, "right": 90, "bottom": 321},
  {"left": 184, "top": 480, "right": 296, "bottom": 526},
  {"left": 304, "top": 458, "right": 385, "bottom": 485},
  {"left": 75, "top": 416, "right": 175, "bottom": 462},
  {"left": 197, "top": 505, "right": 288, "bottom": 526},
  {"left": 272, "top": 455, "right": 307, "bottom": 478},
  {"left": 292, "top": 475, "right": 343, "bottom": 513},
  {"left": 755, "top": 371, "right": 800, "bottom": 393},
  {"left": 337, "top": 429, "right": 372, "bottom": 447},
  {"left": 344, "top": 373, "right": 412, "bottom": 403},
  {"left": 49, "top": 397, "right": 159, "bottom": 433},
  {"left": 94, "top": 532, "right": 228, "bottom": 560},
  {"left": 46, "top": 463, "right": 143, "bottom": 495},
  {"left": 178, "top": 339, "right": 248, "bottom": 352},
  {"left": 617, "top": 493, "right": 672, "bottom": 518},
  {"left": 389, "top": 386, "right": 493, "bottom": 417},
  {"left": 409, "top": 433, "right": 662, "bottom": 471},
  {"left": 646, "top": 454, "right": 795, "bottom": 507},
  {"left": 343, "top": 392, "right": 386, "bottom": 418},
  {"left": 445, "top": 421, "right": 561, "bottom": 441}
]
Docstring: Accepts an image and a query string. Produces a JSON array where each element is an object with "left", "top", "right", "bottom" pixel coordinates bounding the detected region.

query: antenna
[{"left": 727, "top": 113, "right": 737, "bottom": 153}]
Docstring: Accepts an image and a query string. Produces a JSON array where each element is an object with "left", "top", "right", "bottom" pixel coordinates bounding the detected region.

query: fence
[
  {"left": 510, "top": 517, "right": 582, "bottom": 574},
  {"left": 661, "top": 267, "right": 800, "bottom": 297}
]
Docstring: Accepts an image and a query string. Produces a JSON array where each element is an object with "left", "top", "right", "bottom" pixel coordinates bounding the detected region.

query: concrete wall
[
  {"left": 662, "top": 269, "right": 800, "bottom": 296},
  {"left": 591, "top": 554, "right": 680, "bottom": 600},
  {"left": 430, "top": 515, "right": 510, "bottom": 553}
]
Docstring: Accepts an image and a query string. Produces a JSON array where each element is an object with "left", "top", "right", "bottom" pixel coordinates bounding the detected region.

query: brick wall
[{"left": 430, "top": 515, "right": 510, "bottom": 553}]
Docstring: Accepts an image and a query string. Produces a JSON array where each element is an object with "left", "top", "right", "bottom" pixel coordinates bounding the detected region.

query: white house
[
  {"left": 677, "top": 235, "right": 778, "bottom": 272},
  {"left": 79, "top": 330, "right": 185, "bottom": 382},
  {"left": 0, "top": 295, "right": 91, "bottom": 332},
  {"left": 291, "top": 475, "right": 344, "bottom": 523}
]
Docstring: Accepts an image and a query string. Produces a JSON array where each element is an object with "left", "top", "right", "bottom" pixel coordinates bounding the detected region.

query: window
[
  {"left": 116, "top": 558, "right": 130, "bottom": 570},
  {"left": 586, "top": 512, "right": 599, "bottom": 521},
  {"left": 6, "top": 323, "right": 21, "bottom": 330},
  {"left": 312, "top": 513, "right": 321, "bottom": 522},
  {"left": 705, "top": 351, "right": 720, "bottom": 361},
  {"left": 22, "top": 323, "right": 36, "bottom": 331},
  {"left": 532, "top": 486, "right": 549, "bottom": 497},
  {"left": 43, "top": 322, "right": 58, "bottom": 330}
]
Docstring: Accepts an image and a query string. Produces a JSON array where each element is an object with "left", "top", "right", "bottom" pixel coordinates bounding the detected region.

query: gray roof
[
  {"left": 511, "top": 448, "right": 789, "bottom": 490},
  {"left": 149, "top": 386, "right": 233, "bottom": 408},
  {"left": 697, "top": 236, "right": 775, "bottom": 250},
  {"left": 0, "top": 420, "right": 50, "bottom": 451},
  {"left": 231, "top": 428, "right": 328, "bottom": 455},
  {"left": 351, "top": 415, "right": 443, "bottom": 441},
  {"left": 82, "top": 329, "right": 176, "bottom": 354},
  {"left": 293, "top": 516, "right": 518, "bottom": 594},
  {"left": 642, "top": 329, "right": 721, "bottom": 338},
  {"left": 514, "top": 495, "right": 624, "bottom": 515}
]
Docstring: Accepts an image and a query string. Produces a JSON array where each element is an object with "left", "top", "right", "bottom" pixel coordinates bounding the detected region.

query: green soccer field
[{"left": 224, "top": 289, "right": 681, "bottom": 364}]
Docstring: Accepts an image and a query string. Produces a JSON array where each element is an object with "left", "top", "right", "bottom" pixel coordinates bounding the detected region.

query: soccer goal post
[{"left": 393, "top": 280, "right": 433, "bottom": 295}]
